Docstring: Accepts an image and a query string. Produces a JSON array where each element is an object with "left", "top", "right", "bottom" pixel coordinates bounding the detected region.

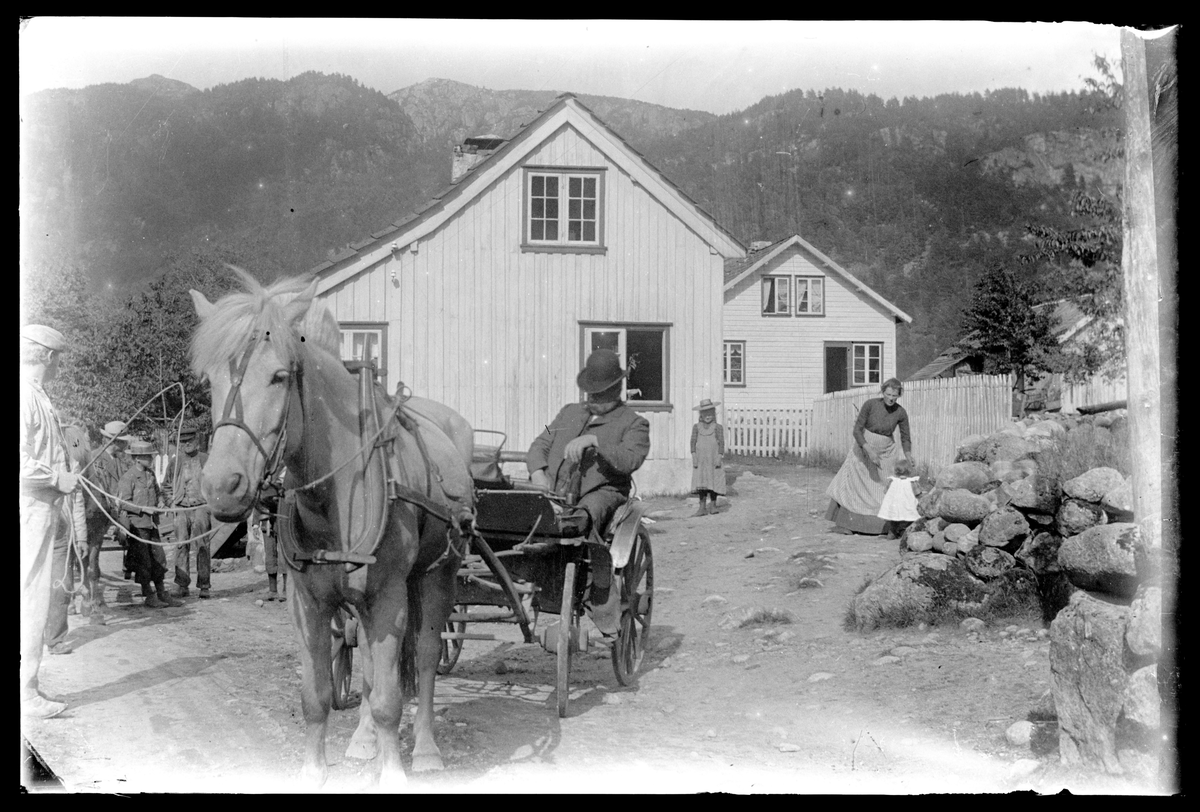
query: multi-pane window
[
  {"left": 339, "top": 325, "right": 385, "bottom": 373},
  {"left": 761, "top": 277, "right": 791, "bottom": 315},
  {"left": 527, "top": 171, "right": 601, "bottom": 246},
  {"left": 724, "top": 341, "right": 745, "bottom": 386},
  {"left": 796, "top": 277, "right": 825, "bottom": 315},
  {"left": 583, "top": 324, "right": 668, "bottom": 404},
  {"left": 852, "top": 343, "right": 882, "bottom": 386}
]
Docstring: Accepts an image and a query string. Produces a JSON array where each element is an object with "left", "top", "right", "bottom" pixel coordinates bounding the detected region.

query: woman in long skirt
[{"left": 825, "top": 378, "right": 913, "bottom": 535}]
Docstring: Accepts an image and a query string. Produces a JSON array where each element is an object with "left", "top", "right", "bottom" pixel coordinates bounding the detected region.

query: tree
[
  {"left": 958, "top": 265, "right": 1060, "bottom": 414},
  {"left": 1021, "top": 55, "right": 1125, "bottom": 383}
]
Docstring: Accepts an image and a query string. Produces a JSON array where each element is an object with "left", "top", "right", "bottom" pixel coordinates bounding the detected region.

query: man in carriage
[{"left": 526, "top": 349, "right": 650, "bottom": 634}]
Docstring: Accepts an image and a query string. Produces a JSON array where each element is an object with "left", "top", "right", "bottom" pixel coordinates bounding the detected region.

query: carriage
[{"left": 330, "top": 429, "right": 655, "bottom": 718}]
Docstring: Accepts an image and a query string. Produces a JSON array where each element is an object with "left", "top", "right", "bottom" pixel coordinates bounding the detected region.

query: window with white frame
[
  {"left": 852, "top": 342, "right": 882, "bottom": 386},
  {"left": 796, "top": 276, "right": 825, "bottom": 315},
  {"left": 582, "top": 324, "right": 668, "bottom": 405},
  {"left": 761, "top": 276, "right": 791, "bottom": 315},
  {"left": 724, "top": 341, "right": 745, "bottom": 386},
  {"left": 526, "top": 170, "right": 603, "bottom": 248},
  {"left": 339, "top": 324, "right": 385, "bottom": 374}
]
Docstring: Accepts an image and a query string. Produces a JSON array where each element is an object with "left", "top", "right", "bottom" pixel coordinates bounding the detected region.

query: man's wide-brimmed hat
[
  {"left": 101, "top": 421, "right": 134, "bottom": 441},
  {"left": 128, "top": 440, "right": 156, "bottom": 457},
  {"left": 693, "top": 398, "right": 721, "bottom": 411},
  {"left": 21, "top": 324, "right": 66, "bottom": 352},
  {"left": 576, "top": 349, "right": 627, "bottom": 395}
]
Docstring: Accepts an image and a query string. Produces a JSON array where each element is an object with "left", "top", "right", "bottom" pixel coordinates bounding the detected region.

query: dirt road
[{"left": 24, "top": 461, "right": 1141, "bottom": 794}]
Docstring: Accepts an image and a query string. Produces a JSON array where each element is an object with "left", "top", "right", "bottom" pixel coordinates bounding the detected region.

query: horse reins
[{"left": 212, "top": 330, "right": 298, "bottom": 505}]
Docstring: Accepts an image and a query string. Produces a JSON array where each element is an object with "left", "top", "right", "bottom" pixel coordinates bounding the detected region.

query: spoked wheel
[
  {"left": 557, "top": 562, "right": 577, "bottom": 718},
  {"left": 438, "top": 604, "right": 467, "bottom": 675},
  {"left": 330, "top": 610, "right": 356, "bottom": 710},
  {"left": 612, "top": 528, "right": 653, "bottom": 686}
]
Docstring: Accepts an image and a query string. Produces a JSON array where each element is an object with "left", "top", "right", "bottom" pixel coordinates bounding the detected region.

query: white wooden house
[
  {"left": 721, "top": 235, "right": 912, "bottom": 415},
  {"left": 310, "top": 94, "right": 746, "bottom": 495}
]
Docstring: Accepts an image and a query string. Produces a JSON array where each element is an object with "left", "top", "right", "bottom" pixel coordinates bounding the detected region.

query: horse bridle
[{"left": 212, "top": 330, "right": 300, "bottom": 503}]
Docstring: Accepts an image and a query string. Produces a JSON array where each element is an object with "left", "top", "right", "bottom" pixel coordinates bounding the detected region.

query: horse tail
[{"left": 400, "top": 579, "right": 421, "bottom": 699}]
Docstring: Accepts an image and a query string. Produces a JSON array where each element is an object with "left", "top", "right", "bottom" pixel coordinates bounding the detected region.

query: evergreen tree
[{"left": 958, "top": 265, "right": 1059, "bottom": 414}]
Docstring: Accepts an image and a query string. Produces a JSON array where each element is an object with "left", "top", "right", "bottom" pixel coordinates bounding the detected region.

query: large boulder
[
  {"left": 850, "top": 553, "right": 990, "bottom": 631},
  {"left": 977, "top": 506, "right": 1031, "bottom": 550},
  {"left": 1120, "top": 664, "right": 1160, "bottom": 732},
  {"left": 964, "top": 545, "right": 1016, "bottom": 580},
  {"left": 1051, "top": 590, "right": 1132, "bottom": 773},
  {"left": 1125, "top": 586, "right": 1162, "bottom": 660},
  {"left": 1117, "top": 665, "right": 1161, "bottom": 782},
  {"left": 936, "top": 489, "right": 994, "bottom": 524},
  {"left": 1056, "top": 498, "right": 1108, "bottom": 538},
  {"left": 1015, "top": 531, "right": 1063, "bottom": 575},
  {"left": 1058, "top": 523, "right": 1140, "bottom": 599},
  {"left": 1063, "top": 467, "right": 1127, "bottom": 503},
  {"left": 1101, "top": 479, "right": 1134, "bottom": 521},
  {"left": 1003, "top": 475, "right": 1062, "bottom": 513},
  {"left": 981, "top": 433, "right": 1036, "bottom": 464},
  {"left": 918, "top": 488, "right": 943, "bottom": 519},
  {"left": 955, "top": 434, "right": 989, "bottom": 463},
  {"left": 935, "top": 461, "right": 996, "bottom": 494}
]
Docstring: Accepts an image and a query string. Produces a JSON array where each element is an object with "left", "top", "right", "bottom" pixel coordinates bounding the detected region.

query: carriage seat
[{"left": 472, "top": 488, "right": 587, "bottom": 538}]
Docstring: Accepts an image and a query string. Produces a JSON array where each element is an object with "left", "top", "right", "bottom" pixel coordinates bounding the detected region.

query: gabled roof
[
  {"left": 722, "top": 234, "right": 912, "bottom": 323},
  {"left": 314, "top": 93, "right": 746, "bottom": 294},
  {"left": 908, "top": 345, "right": 977, "bottom": 380}
]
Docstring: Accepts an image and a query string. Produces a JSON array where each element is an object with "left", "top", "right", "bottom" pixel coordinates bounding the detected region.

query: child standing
[
  {"left": 690, "top": 399, "right": 726, "bottom": 517},
  {"left": 118, "top": 441, "right": 182, "bottom": 609},
  {"left": 878, "top": 458, "right": 922, "bottom": 539}
]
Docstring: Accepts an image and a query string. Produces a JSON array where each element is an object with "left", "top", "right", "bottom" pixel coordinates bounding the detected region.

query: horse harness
[{"left": 273, "top": 358, "right": 473, "bottom": 574}]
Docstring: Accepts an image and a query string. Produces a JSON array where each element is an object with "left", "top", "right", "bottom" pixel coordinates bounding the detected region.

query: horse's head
[{"left": 189, "top": 269, "right": 340, "bottom": 522}]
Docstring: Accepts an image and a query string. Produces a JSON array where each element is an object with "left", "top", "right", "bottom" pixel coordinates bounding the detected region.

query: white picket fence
[
  {"left": 725, "top": 408, "right": 812, "bottom": 457},
  {"left": 808, "top": 375, "right": 1013, "bottom": 477}
]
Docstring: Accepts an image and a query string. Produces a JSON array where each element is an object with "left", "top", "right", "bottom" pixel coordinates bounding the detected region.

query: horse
[{"left": 189, "top": 270, "right": 475, "bottom": 789}]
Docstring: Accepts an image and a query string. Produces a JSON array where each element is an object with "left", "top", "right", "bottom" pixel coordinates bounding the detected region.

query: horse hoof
[
  {"left": 345, "top": 737, "right": 377, "bottom": 761},
  {"left": 410, "top": 753, "right": 445, "bottom": 773},
  {"left": 298, "top": 764, "right": 328, "bottom": 790},
  {"left": 377, "top": 769, "right": 409, "bottom": 792}
]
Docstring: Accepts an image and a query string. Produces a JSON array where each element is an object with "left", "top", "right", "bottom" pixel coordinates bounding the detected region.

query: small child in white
[{"left": 878, "top": 458, "right": 922, "bottom": 539}]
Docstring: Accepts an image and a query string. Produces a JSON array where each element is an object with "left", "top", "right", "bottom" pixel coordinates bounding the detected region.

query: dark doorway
[{"left": 825, "top": 345, "right": 848, "bottom": 393}]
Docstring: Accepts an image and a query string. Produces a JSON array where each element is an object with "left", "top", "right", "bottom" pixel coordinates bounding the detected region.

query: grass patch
[
  {"left": 1035, "top": 420, "right": 1132, "bottom": 482},
  {"left": 735, "top": 607, "right": 795, "bottom": 628},
  {"left": 842, "top": 576, "right": 875, "bottom": 631}
]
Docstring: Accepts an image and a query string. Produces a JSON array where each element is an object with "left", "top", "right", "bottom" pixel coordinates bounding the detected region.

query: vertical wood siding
[
  {"left": 722, "top": 245, "right": 898, "bottom": 413},
  {"left": 321, "top": 123, "right": 728, "bottom": 486}
]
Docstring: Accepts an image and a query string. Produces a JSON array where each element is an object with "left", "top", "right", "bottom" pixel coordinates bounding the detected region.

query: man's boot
[{"left": 155, "top": 582, "right": 183, "bottom": 608}]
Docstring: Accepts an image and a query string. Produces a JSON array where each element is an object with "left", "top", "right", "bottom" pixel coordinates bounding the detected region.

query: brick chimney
[{"left": 452, "top": 134, "right": 507, "bottom": 183}]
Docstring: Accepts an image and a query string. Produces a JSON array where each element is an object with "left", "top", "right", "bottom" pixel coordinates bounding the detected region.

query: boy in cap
[
  {"left": 527, "top": 349, "right": 650, "bottom": 634},
  {"left": 168, "top": 427, "right": 212, "bottom": 598},
  {"left": 20, "top": 324, "right": 78, "bottom": 719},
  {"left": 117, "top": 441, "right": 181, "bottom": 608}
]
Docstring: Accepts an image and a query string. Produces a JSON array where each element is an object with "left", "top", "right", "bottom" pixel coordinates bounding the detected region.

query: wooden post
[{"left": 1121, "top": 26, "right": 1178, "bottom": 791}]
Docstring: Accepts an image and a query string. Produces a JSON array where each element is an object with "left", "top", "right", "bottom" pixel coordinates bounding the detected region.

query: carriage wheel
[
  {"left": 438, "top": 604, "right": 467, "bottom": 675},
  {"left": 557, "top": 562, "right": 576, "bottom": 718},
  {"left": 330, "top": 612, "right": 355, "bottom": 710},
  {"left": 612, "top": 529, "right": 654, "bottom": 686}
]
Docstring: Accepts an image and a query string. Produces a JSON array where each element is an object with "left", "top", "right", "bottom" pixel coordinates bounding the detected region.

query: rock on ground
[
  {"left": 1050, "top": 590, "right": 1131, "bottom": 773},
  {"left": 850, "top": 553, "right": 990, "bottom": 631},
  {"left": 1057, "top": 523, "right": 1140, "bottom": 599}
]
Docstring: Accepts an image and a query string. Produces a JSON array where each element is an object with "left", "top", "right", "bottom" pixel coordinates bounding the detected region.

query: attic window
[
  {"left": 522, "top": 168, "right": 606, "bottom": 253},
  {"left": 761, "top": 276, "right": 791, "bottom": 315}
]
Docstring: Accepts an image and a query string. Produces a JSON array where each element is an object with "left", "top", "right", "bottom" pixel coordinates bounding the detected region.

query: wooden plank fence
[
  {"left": 725, "top": 408, "right": 812, "bottom": 457},
  {"left": 808, "top": 375, "right": 1013, "bottom": 477}
]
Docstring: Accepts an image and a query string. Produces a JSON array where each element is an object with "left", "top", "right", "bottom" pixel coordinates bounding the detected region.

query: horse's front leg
[
  {"left": 290, "top": 576, "right": 335, "bottom": 789},
  {"left": 366, "top": 586, "right": 409, "bottom": 790},
  {"left": 346, "top": 611, "right": 377, "bottom": 761},
  {"left": 411, "top": 558, "right": 457, "bottom": 773}
]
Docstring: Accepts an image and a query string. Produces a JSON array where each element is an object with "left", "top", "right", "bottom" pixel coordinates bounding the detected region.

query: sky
[{"left": 19, "top": 18, "right": 1127, "bottom": 115}]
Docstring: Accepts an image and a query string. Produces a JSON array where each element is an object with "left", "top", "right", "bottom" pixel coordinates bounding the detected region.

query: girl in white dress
[{"left": 877, "top": 458, "right": 922, "bottom": 539}]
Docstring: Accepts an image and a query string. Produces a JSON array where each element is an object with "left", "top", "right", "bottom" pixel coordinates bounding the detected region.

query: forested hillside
[{"left": 21, "top": 72, "right": 1120, "bottom": 381}]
